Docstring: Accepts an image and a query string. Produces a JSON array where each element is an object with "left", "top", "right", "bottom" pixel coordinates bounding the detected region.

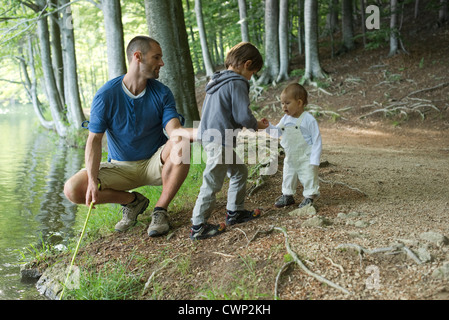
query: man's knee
[
  {"left": 164, "top": 137, "right": 191, "bottom": 165},
  {"left": 63, "top": 174, "right": 86, "bottom": 204}
]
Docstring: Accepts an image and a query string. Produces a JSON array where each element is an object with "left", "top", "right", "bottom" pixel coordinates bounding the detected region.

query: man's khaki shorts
[{"left": 96, "top": 145, "right": 164, "bottom": 191}]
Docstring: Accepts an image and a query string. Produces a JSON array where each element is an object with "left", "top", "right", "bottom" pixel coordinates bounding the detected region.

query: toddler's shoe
[
  {"left": 226, "top": 209, "right": 261, "bottom": 226},
  {"left": 298, "top": 198, "right": 314, "bottom": 208},
  {"left": 274, "top": 194, "right": 295, "bottom": 208},
  {"left": 190, "top": 223, "right": 226, "bottom": 240}
]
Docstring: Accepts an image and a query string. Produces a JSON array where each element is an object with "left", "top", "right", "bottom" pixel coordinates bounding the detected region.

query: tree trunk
[
  {"left": 238, "top": 0, "right": 250, "bottom": 42},
  {"left": 360, "top": 0, "right": 367, "bottom": 47},
  {"left": 49, "top": 0, "right": 65, "bottom": 107},
  {"left": 324, "top": 0, "right": 339, "bottom": 36},
  {"left": 60, "top": 0, "right": 85, "bottom": 129},
  {"left": 257, "top": 0, "right": 280, "bottom": 85},
  {"left": 340, "top": 0, "right": 354, "bottom": 53},
  {"left": 101, "top": 0, "right": 127, "bottom": 79},
  {"left": 19, "top": 37, "right": 54, "bottom": 130},
  {"left": 388, "top": 0, "right": 399, "bottom": 57},
  {"left": 297, "top": 0, "right": 303, "bottom": 55},
  {"left": 145, "top": 0, "right": 200, "bottom": 127},
  {"left": 277, "top": 0, "right": 289, "bottom": 83},
  {"left": 36, "top": 0, "right": 68, "bottom": 137},
  {"left": 439, "top": 0, "right": 448, "bottom": 23},
  {"left": 194, "top": 0, "right": 214, "bottom": 77},
  {"left": 302, "top": 0, "right": 326, "bottom": 83}
]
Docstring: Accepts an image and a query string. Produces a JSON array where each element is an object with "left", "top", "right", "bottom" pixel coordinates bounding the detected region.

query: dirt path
[{"left": 78, "top": 120, "right": 448, "bottom": 300}]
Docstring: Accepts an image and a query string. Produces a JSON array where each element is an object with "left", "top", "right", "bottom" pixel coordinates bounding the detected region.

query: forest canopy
[{"left": 0, "top": 0, "right": 447, "bottom": 137}]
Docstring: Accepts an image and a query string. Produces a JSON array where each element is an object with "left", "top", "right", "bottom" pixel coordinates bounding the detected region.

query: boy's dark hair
[
  {"left": 126, "top": 36, "right": 160, "bottom": 63},
  {"left": 225, "top": 42, "right": 263, "bottom": 72},
  {"left": 282, "top": 83, "right": 308, "bottom": 105}
]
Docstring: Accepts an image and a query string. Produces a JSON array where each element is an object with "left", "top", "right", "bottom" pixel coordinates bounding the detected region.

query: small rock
[
  {"left": 432, "top": 262, "right": 449, "bottom": 279},
  {"left": 347, "top": 211, "right": 362, "bottom": 218},
  {"left": 337, "top": 212, "right": 347, "bottom": 219},
  {"left": 302, "top": 215, "right": 332, "bottom": 228},
  {"left": 20, "top": 264, "right": 42, "bottom": 283},
  {"left": 354, "top": 220, "right": 369, "bottom": 228},
  {"left": 36, "top": 262, "right": 78, "bottom": 300},
  {"left": 419, "top": 231, "right": 449, "bottom": 246},
  {"left": 417, "top": 247, "right": 433, "bottom": 263},
  {"left": 289, "top": 204, "right": 316, "bottom": 217}
]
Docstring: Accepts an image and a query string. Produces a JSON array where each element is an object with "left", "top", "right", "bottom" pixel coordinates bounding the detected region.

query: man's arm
[
  {"left": 165, "top": 118, "right": 197, "bottom": 142},
  {"left": 85, "top": 131, "right": 104, "bottom": 206}
]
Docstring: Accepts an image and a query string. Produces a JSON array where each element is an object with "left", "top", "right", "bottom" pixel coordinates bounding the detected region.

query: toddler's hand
[{"left": 258, "top": 118, "right": 269, "bottom": 129}]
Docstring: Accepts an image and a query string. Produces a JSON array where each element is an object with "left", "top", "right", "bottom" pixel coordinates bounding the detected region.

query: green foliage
[
  {"left": 16, "top": 234, "right": 57, "bottom": 265},
  {"left": 65, "top": 254, "right": 145, "bottom": 300},
  {"left": 290, "top": 69, "right": 305, "bottom": 78}
]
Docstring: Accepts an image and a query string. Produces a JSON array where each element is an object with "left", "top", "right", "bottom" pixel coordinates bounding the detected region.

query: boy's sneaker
[
  {"left": 190, "top": 223, "right": 226, "bottom": 240},
  {"left": 147, "top": 208, "right": 170, "bottom": 237},
  {"left": 298, "top": 198, "right": 314, "bottom": 208},
  {"left": 225, "top": 209, "right": 261, "bottom": 226},
  {"left": 274, "top": 194, "right": 295, "bottom": 208},
  {"left": 114, "top": 192, "right": 149, "bottom": 232}
]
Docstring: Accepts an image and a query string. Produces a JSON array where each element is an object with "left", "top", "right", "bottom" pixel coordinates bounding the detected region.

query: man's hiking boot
[
  {"left": 274, "top": 194, "right": 295, "bottom": 208},
  {"left": 147, "top": 208, "right": 170, "bottom": 237},
  {"left": 189, "top": 223, "right": 226, "bottom": 240},
  {"left": 114, "top": 192, "right": 149, "bottom": 232},
  {"left": 225, "top": 209, "right": 261, "bottom": 226}
]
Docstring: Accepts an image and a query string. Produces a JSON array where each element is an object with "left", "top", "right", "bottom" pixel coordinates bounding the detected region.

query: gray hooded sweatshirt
[{"left": 197, "top": 70, "right": 258, "bottom": 147}]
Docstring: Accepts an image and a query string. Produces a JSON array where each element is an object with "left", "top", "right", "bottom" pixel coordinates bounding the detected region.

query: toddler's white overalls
[{"left": 279, "top": 112, "right": 320, "bottom": 199}]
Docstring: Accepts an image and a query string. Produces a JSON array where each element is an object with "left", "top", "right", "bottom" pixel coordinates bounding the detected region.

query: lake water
[{"left": 0, "top": 104, "right": 84, "bottom": 300}]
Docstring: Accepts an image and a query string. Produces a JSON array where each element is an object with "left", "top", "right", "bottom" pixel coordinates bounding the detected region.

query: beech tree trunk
[
  {"left": 101, "top": 0, "right": 126, "bottom": 79},
  {"left": 257, "top": 0, "right": 280, "bottom": 85},
  {"left": 195, "top": 0, "right": 214, "bottom": 77},
  {"left": 19, "top": 37, "right": 54, "bottom": 130},
  {"left": 238, "top": 0, "right": 250, "bottom": 42},
  {"left": 49, "top": 0, "right": 65, "bottom": 107},
  {"left": 60, "top": 0, "right": 85, "bottom": 129},
  {"left": 303, "top": 0, "right": 326, "bottom": 83},
  {"left": 145, "top": 0, "right": 200, "bottom": 127},
  {"left": 277, "top": 0, "right": 289, "bottom": 83},
  {"left": 35, "top": 0, "right": 68, "bottom": 137},
  {"left": 388, "top": 0, "right": 399, "bottom": 57}
]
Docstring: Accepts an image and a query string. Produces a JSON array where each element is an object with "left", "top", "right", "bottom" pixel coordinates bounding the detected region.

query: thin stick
[{"left": 59, "top": 202, "right": 95, "bottom": 300}]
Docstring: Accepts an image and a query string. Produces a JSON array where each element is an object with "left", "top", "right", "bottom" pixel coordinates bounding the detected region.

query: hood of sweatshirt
[{"left": 205, "top": 70, "right": 249, "bottom": 95}]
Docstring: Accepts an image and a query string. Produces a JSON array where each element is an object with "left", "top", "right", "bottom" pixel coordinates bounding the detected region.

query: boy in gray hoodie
[{"left": 190, "top": 42, "right": 268, "bottom": 240}]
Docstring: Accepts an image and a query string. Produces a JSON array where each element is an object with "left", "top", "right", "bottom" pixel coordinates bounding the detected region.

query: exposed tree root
[
  {"left": 359, "top": 82, "right": 448, "bottom": 120},
  {"left": 249, "top": 226, "right": 352, "bottom": 297},
  {"left": 319, "top": 177, "right": 367, "bottom": 196},
  {"left": 336, "top": 243, "right": 423, "bottom": 265}
]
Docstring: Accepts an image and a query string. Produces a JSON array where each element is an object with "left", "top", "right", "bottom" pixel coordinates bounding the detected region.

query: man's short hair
[{"left": 126, "top": 36, "right": 160, "bottom": 63}]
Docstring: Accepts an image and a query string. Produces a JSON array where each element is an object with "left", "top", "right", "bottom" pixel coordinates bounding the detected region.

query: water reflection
[{"left": 0, "top": 105, "right": 84, "bottom": 300}]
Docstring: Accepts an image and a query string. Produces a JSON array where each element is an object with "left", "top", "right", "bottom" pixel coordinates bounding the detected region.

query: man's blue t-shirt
[{"left": 89, "top": 75, "right": 180, "bottom": 161}]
